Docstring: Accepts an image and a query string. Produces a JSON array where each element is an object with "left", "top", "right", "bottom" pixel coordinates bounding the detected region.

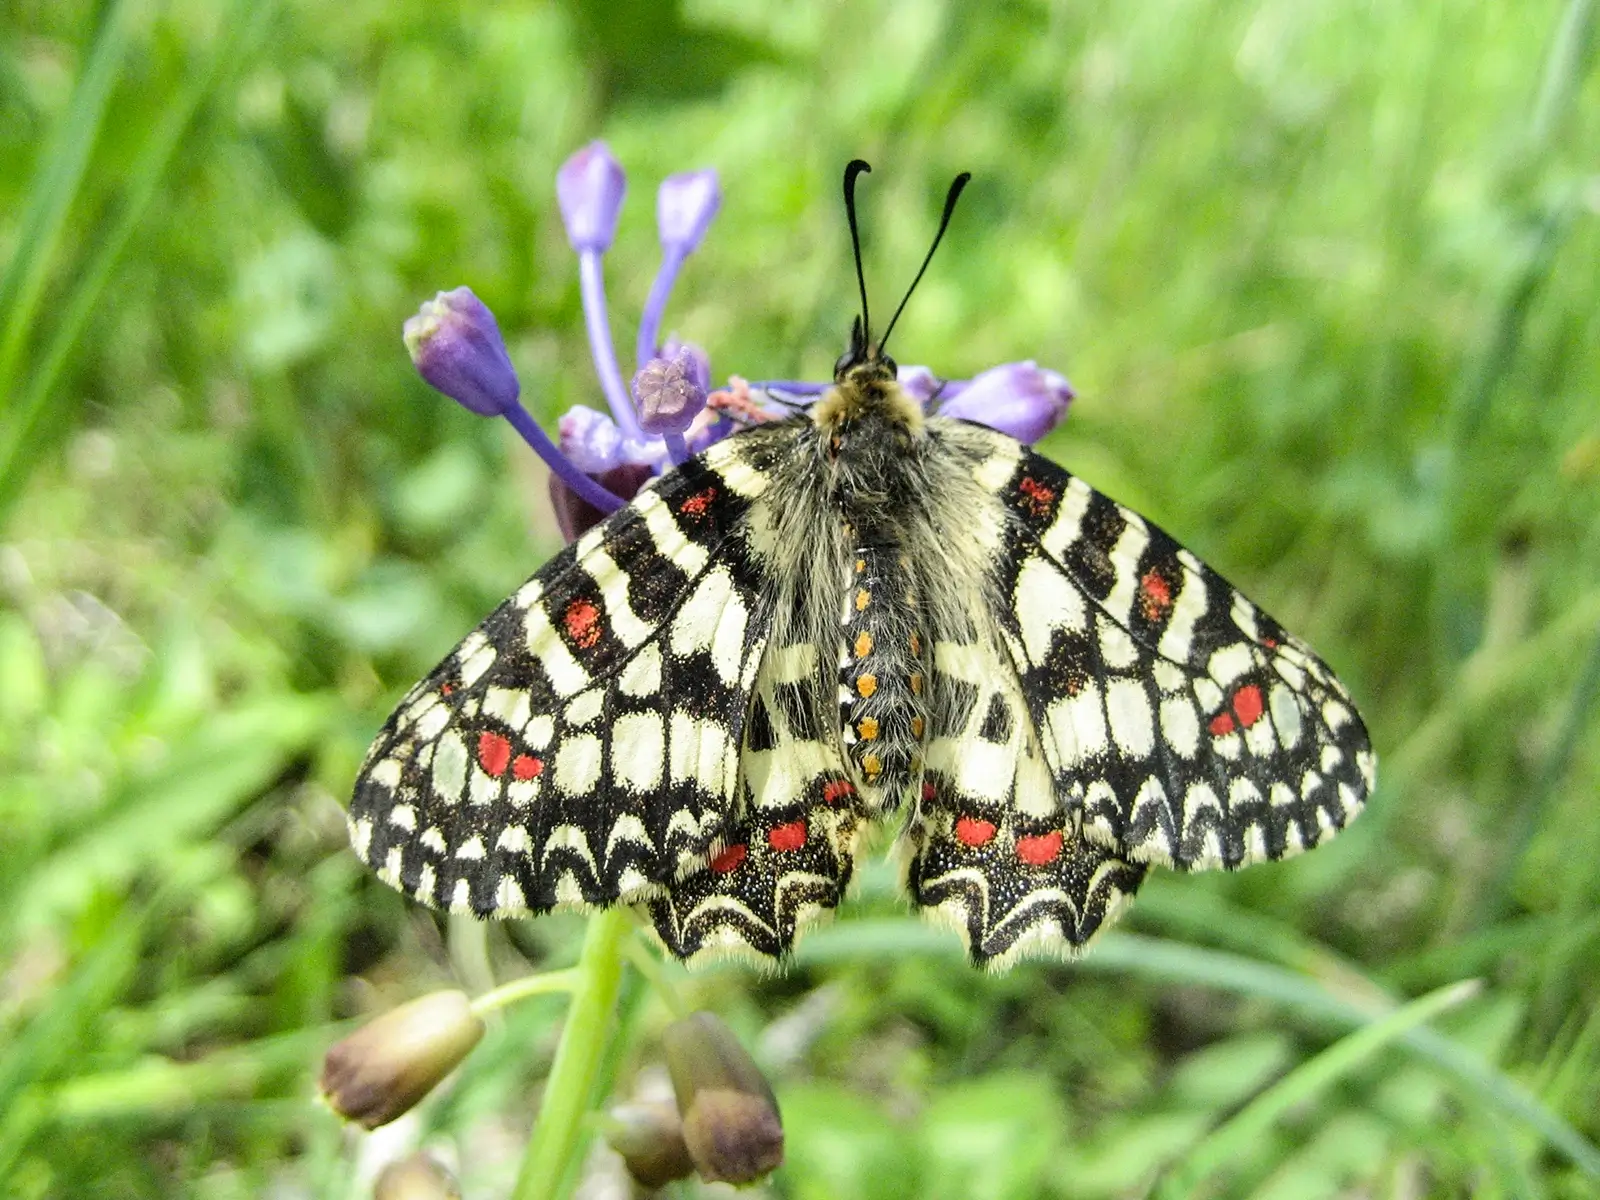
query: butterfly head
[
  {"left": 819, "top": 162, "right": 966, "bottom": 435},
  {"left": 833, "top": 315, "right": 897, "bottom": 387}
]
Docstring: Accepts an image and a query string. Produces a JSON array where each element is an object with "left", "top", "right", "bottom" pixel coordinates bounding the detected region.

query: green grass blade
[
  {"left": 794, "top": 922, "right": 1600, "bottom": 1179},
  {"left": 0, "top": 0, "right": 276, "bottom": 529},
  {"left": 0, "top": 0, "right": 141, "bottom": 405},
  {"left": 1156, "top": 979, "right": 1482, "bottom": 1197}
]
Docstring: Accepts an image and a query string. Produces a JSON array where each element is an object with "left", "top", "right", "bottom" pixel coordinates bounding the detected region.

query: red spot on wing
[
  {"left": 1262, "top": 637, "right": 1278, "bottom": 649},
  {"left": 679, "top": 487, "right": 717, "bottom": 517},
  {"left": 1138, "top": 570, "right": 1173, "bottom": 620},
  {"left": 768, "top": 820, "right": 807, "bottom": 852},
  {"left": 709, "top": 843, "right": 747, "bottom": 874},
  {"left": 1208, "top": 711, "right": 1236, "bottom": 736},
  {"left": 1017, "top": 475, "right": 1056, "bottom": 518},
  {"left": 955, "top": 816, "right": 996, "bottom": 847},
  {"left": 477, "top": 731, "right": 512, "bottom": 777},
  {"left": 564, "top": 599, "right": 602, "bottom": 649},
  {"left": 440, "top": 682, "right": 455, "bottom": 696},
  {"left": 822, "top": 779, "right": 855, "bottom": 805},
  {"left": 1232, "top": 684, "right": 1265, "bottom": 728},
  {"left": 512, "top": 754, "right": 543, "bottom": 780},
  {"left": 922, "top": 781, "right": 937, "bottom": 803},
  {"left": 1016, "top": 831, "right": 1064, "bottom": 866}
]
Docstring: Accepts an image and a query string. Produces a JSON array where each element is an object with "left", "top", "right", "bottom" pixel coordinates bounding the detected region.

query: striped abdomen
[{"left": 838, "top": 544, "right": 928, "bottom": 811}]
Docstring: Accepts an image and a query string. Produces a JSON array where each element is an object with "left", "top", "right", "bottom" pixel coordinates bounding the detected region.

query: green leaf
[{"left": 780, "top": 1083, "right": 918, "bottom": 1200}]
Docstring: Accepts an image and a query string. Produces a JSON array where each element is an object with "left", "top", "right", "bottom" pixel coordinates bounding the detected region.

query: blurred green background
[{"left": 2, "top": 0, "right": 1598, "bottom": 1196}]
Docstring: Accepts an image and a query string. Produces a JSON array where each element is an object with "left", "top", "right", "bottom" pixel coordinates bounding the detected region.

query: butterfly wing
[
  {"left": 349, "top": 443, "right": 774, "bottom": 917},
  {"left": 910, "top": 634, "right": 1145, "bottom": 969},
  {"left": 648, "top": 640, "right": 865, "bottom": 965},
  {"left": 992, "top": 440, "right": 1376, "bottom": 870}
]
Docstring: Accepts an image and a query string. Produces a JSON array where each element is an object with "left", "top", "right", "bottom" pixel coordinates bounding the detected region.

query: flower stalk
[{"left": 509, "top": 906, "right": 632, "bottom": 1200}]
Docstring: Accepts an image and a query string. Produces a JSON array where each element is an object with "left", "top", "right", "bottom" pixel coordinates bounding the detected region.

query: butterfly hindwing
[
  {"left": 649, "top": 640, "right": 865, "bottom": 964},
  {"left": 348, "top": 448, "right": 772, "bottom": 917},
  {"left": 909, "top": 633, "right": 1145, "bottom": 968},
  {"left": 991, "top": 441, "right": 1376, "bottom": 871}
]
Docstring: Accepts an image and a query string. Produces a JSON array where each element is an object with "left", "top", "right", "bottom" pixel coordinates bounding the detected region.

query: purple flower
[
  {"left": 657, "top": 170, "right": 721, "bottom": 256},
  {"left": 403, "top": 287, "right": 519, "bottom": 417},
  {"left": 556, "top": 141, "right": 627, "bottom": 253},
  {"left": 633, "top": 348, "right": 710, "bottom": 436},
  {"left": 396, "top": 147, "right": 1079, "bottom": 553},
  {"left": 896, "top": 364, "right": 941, "bottom": 407},
  {"left": 660, "top": 339, "right": 711, "bottom": 393},
  {"left": 934, "top": 360, "right": 1074, "bottom": 444}
]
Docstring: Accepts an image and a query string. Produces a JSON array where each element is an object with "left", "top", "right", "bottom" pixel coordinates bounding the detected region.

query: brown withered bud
[
  {"left": 601, "top": 1101, "right": 696, "bottom": 1189},
  {"left": 662, "top": 1011, "right": 784, "bottom": 1184},
  {"left": 320, "top": 990, "right": 485, "bottom": 1129},
  {"left": 373, "top": 1152, "right": 462, "bottom": 1200}
]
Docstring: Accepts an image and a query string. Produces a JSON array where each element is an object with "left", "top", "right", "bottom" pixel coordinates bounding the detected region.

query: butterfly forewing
[
  {"left": 989, "top": 439, "right": 1376, "bottom": 871},
  {"left": 348, "top": 449, "right": 772, "bottom": 917}
]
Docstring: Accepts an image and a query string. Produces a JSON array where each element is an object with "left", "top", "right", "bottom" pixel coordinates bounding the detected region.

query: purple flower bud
[
  {"left": 557, "top": 404, "right": 626, "bottom": 475},
  {"left": 896, "top": 364, "right": 940, "bottom": 407},
  {"left": 319, "top": 991, "right": 484, "bottom": 1129},
  {"left": 403, "top": 288, "right": 520, "bottom": 417},
  {"left": 557, "top": 141, "right": 627, "bottom": 252},
  {"left": 657, "top": 169, "right": 721, "bottom": 256},
  {"left": 663, "top": 1011, "right": 784, "bottom": 1185},
  {"left": 602, "top": 1101, "right": 696, "bottom": 1188},
  {"left": 549, "top": 462, "right": 652, "bottom": 543},
  {"left": 935, "top": 360, "right": 1075, "bottom": 444},
  {"left": 633, "top": 349, "right": 709, "bottom": 436},
  {"left": 685, "top": 408, "right": 734, "bottom": 456}
]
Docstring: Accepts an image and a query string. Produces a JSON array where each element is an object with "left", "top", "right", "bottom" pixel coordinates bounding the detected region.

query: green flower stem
[
  {"left": 511, "top": 908, "right": 631, "bottom": 1200},
  {"left": 470, "top": 967, "right": 582, "bottom": 1017},
  {"left": 625, "top": 931, "right": 691, "bottom": 1019}
]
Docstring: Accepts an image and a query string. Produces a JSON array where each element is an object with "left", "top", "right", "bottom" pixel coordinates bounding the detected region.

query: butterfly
[{"left": 348, "top": 162, "right": 1375, "bottom": 970}]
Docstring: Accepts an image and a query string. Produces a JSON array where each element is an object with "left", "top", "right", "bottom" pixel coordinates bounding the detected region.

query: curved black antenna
[
  {"left": 843, "top": 160, "right": 873, "bottom": 344},
  {"left": 878, "top": 171, "right": 971, "bottom": 355}
]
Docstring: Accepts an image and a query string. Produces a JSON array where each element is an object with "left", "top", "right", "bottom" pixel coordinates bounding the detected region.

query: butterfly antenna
[
  {"left": 843, "top": 159, "right": 873, "bottom": 346},
  {"left": 878, "top": 171, "right": 971, "bottom": 355}
]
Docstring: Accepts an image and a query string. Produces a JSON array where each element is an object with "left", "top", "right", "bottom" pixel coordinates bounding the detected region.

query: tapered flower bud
[
  {"left": 662, "top": 1012, "right": 784, "bottom": 1184},
  {"left": 935, "top": 360, "right": 1074, "bottom": 444},
  {"left": 557, "top": 141, "right": 627, "bottom": 252},
  {"left": 403, "top": 288, "right": 520, "bottom": 417},
  {"left": 632, "top": 348, "right": 709, "bottom": 436},
  {"left": 374, "top": 1153, "right": 462, "bottom": 1200},
  {"left": 319, "top": 991, "right": 484, "bottom": 1129},
  {"left": 602, "top": 1101, "right": 696, "bottom": 1189},
  {"left": 657, "top": 170, "right": 721, "bottom": 256}
]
